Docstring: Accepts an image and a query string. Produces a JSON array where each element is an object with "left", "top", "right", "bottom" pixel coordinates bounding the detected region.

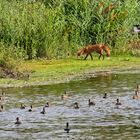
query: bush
[{"left": 0, "top": 0, "right": 139, "bottom": 59}]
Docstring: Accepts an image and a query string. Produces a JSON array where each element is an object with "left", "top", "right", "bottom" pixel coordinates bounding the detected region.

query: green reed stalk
[{"left": 0, "top": 0, "right": 139, "bottom": 61}]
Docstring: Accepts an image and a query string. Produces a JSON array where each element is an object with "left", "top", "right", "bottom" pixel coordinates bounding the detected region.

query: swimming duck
[
  {"left": 61, "top": 91, "right": 69, "bottom": 100},
  {"left": 0, "top": 92, "right": 5, "bottom": 101},
  {"left": 45, "top": 102, "right": 49, "bottom": 107},
  {"left": 116, "top": 98, "right": 122, "bottom": 105},
  {"left": 64, "top": 122, "right": 70, "bottom": 133},
  {"left": 133, "top": 90, "right": 140, "bottom": 99},
  {"left": 20, "top": 103, "right": 26, "bottom": 109},
  {"left": 0, "top": 105, "right": 4, "bottom": 112},
  {"left": 15, "top": 117, "right": 21, "bottom": 124},
  {"left": 137, "top": 85, "right": 140, "bottom": 93},
  {"left": 103, "top": 93, "right": 107, "bottom": 99},
  {"left": 28, "top": 105, "right": 33, "bottom": 112},
  {"left": 2, "top": 92, "right": 5, "bottom": 97},
  {"left": 88, "top": 99, "right": 95, "bottom": 106},
  {"left": 40, "top": 107, "right": 46, "bottom": 114},
  {"left": 137, "top": 84, "right": 140, "bottom": 89},
  {"left": 74, "top": 102, "right": 79, "bottom": 109}
]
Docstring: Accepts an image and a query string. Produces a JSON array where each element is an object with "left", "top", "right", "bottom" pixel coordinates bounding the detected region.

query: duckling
[
  {"left": 0, "top": 92, "right": 5, "bottom": 101},
  {"left": 88, "top": 99, "right": 95, "bottom": 106},
  {"left": 74, "top": 102, "right": 79, "bottom": 109},
  {"left": 103, "top": 93, "right": 107, "bottom": 99},
  {"left": 0, "top": 105, "right": 4, "bottom": 112},
  {"left": 40, "top": 107, "right": 46, "bottom": 114},
  {"left": 64, "top": 122, "right": 70, "bottom": 133},
  {"left": 116, "top": 98, "right": 122, "bottom": 105},
  {"left": 133, "top": 85, "right": 140, "bottom": 98},
  {"left": 133, "top": 90, "right": 139, "bottom": 99},
  {"left": 20, "top": 103, "right": 26, "bottom": 109},
  {"left": 61, "top": 91, "right": 69, "bottom": 100},
  {"left": 137, "top": 85, "right": 140, "bottom": 93},
  {"left": 45, "top": 102, "right": 49, "bottom": 107},
  {"left": 15, "top": 117, "right": 21, "bottom": 124},
  {"left": 2, "top": 92, "right": 5, "bottom": 97},
  {"left": 28, "top": 105, "right": 33, "bottom": 112}
]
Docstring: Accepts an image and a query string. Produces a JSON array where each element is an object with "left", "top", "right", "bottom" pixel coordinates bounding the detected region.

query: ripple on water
[{"left": 0, "top": 72, "right": 140, "bottom": 139}]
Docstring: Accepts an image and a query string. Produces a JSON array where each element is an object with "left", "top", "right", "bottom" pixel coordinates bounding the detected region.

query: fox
[{"left": 77, "top": 44, "right": 110, "bottom": 60}]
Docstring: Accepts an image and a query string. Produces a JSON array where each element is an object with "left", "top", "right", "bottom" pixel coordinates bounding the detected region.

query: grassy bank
[
  {"left": 0, "top": 56, "right": 140, "bottom": 88},
  {"left": 0, "top": 0, "right": 140, "bottom": 85}
]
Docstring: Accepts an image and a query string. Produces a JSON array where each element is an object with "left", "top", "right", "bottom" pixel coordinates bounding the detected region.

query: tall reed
[{"left": 0, "top": 0, "right": 139, "bottom": 60}]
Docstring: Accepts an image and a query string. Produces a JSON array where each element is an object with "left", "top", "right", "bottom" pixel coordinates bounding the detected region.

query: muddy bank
[{"left": 0, "top": 66, "right": 140, "bottom": 88}]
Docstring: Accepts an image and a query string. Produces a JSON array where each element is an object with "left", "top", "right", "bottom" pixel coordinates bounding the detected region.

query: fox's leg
[
  {"left": 99, "top": 54, "right": 104, "bottom": 60},
  {"left": 99, "top": 50, "right": 104, "bottom": 60},
  {"left": 98, "top": 54, "right": 102, "bottom": 59},
  {"left": 102, "top": 54, "right": 105, "bottom": 60},
  {"left": 84, "top": 54, "right": 89, "bottom": 60},
  {"left": 89, "top": 53, "right": 93, "bottom": 60}
]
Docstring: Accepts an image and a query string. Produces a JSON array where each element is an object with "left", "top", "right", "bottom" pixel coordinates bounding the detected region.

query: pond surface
[{"left": 0, "top": 70, "right": 140, "bottom": 140}]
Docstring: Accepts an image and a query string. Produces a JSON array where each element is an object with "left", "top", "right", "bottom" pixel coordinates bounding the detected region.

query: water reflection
[{"left": 0, "top": 72, "right": 140, "bottom": 139}]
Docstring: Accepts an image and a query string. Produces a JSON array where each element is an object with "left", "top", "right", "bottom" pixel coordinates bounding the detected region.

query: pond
[{"left": 0, "top": 70, "right": 140, "bottom": 140}]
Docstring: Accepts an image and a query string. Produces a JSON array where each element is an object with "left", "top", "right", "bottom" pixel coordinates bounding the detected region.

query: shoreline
[{"left": 1, "top": 65, "right": 140, "bottom": 89}]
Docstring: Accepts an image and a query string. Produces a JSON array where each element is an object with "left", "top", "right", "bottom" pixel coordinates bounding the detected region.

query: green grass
[
  {"left": 0, "top": 0, "right": 139, "bottom": 59},
  {"left": 0, "top": 0, "right": 139, "bottom": 88},
  {"left": 0, "top": 56, "right": 140, "bottom": 88}
]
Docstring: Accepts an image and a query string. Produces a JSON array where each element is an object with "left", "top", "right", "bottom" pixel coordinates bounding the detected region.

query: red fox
[{"left": 77, "top": 44, "right": 110, "bottom": 60}]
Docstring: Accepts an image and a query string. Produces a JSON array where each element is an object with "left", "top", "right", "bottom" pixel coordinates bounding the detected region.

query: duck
[
  {"left": 74, "top": 102, "right": 79, "bottom": 109},
  {"left": 15, "top": 117, "right": 21, "bottom": 124},
  {"left": 0, "top": 105, "right": 4, "bottom": 112},
  {"left": 103, "top": 93, "right": 107, "bottom": 99},
  {"left": 64, "top": 122, "right": 70, "bottom": 133},
  {"left": 40, "top": 107, "right": 46, "bottom": 114},
  {"left": 0, "top": 92, "right": 5, "bottom": 101},
  {"left": 20, "top": 103, "right": 26, "bottom": 109},
  {"left": 133, "top": 90, "right": 139, "bottom": 99},
  {"left": 28, "top": 105, "right": 33, "bottom": 112},
  {"left": 61, "top": 91, "right": 69, "bottom": 100},
  {"left": 137, "top": 84, "right": 140, "bottom": 89},
  {"left": 2, "top": 92, "right": 5, "bottom": 97},
  {"left": 133, "top": 95, "right": 138, "bottom": 100},
  {"left": 88, "top": 99, "right": 95, "bottom": 106},
  {"left": 115, "top": 98, "right": 122, "bottom": 105},
  {"left": 137, "top": 85, "right": 140, "bottom": 93},
  {"left": 45, "top": 102, "right": 49, "bottom": 107}
]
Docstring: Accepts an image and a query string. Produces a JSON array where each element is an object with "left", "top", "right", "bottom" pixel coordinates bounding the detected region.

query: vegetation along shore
[
  {"left": 0, "top": 0, "right": 140, "bottom": 87},
  {"left": 0, "top": 56, "right": 140, "bottom": 88}
]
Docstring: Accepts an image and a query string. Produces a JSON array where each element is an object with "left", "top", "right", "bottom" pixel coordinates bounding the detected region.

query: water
[{"left": 0, "top": 71, "right": 140, "bottom": 140}]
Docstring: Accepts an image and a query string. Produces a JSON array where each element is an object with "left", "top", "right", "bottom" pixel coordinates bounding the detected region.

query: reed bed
[{"left": 0, "top": 0, "right": 139, "bottom": 62}]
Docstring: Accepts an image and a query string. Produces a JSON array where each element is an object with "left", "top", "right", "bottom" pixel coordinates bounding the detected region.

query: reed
[{"left": 0, "top": 0, "right": 139, "bottom": 61}]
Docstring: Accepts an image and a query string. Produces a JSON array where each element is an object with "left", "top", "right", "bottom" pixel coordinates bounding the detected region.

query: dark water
[{"left": 0, "top": 71, "right": 140, "bottom": 140}]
